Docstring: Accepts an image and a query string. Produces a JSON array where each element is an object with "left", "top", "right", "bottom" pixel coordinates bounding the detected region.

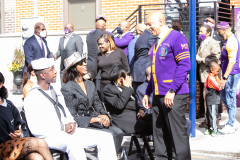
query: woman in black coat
[
  {"left": 61, "top": 52, "right": 124, "bottom": 155},
  {"left": 103, "top": 64, "right": 152, "bottom": 134}
]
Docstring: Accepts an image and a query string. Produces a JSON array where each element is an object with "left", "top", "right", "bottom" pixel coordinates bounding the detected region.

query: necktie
[
  {"left": 50, "top": 87, "right": 67, "bottom": 118},
  {"left": 40, "top": 38, "right": 46, "bottom": 57},
  {"left": 155, "top": 37, "right": 160, "bottom": 50}
]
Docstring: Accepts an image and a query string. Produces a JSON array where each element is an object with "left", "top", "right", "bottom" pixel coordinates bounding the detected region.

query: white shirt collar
[
  {"left": 34, "top": 34, "right": 41, "bottom": 40},
  {"left": 157, "top": 26, "right": 170, "bottom": 39},
  {"left": 65, "top": 32, "right": 73, "bottom": 39},
  {"left": 1, "top": 99, "right": 7, "bottom": 107}
]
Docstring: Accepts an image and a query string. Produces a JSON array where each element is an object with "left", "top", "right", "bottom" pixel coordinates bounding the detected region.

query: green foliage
[{"left": 8, "top": 48, "right": 25, "bottom": 72}]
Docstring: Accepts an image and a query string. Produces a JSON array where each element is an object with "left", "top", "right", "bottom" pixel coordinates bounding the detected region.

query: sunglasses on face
[{"left": 77, "top": 59, "right": 87, "bottom": 65}]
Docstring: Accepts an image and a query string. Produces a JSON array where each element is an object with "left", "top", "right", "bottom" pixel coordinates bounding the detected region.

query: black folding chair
[{"left": 126, "top": 133, "right": 154, "bottom": 160}]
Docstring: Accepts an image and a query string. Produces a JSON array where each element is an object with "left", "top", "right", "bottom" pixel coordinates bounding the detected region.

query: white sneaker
[
  {"left": 233, "top": 122, "right": 239, "bottom": 131},
  {"left": 220, "top": 125, "right": 235, "bottom": 134}
]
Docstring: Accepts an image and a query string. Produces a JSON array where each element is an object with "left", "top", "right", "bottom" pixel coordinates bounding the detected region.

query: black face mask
[{"left": 172, "top": 26, "right": 181, "bottom": 32}]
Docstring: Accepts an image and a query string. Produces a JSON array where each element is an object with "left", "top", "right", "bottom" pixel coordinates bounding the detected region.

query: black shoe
[{"left": 196, "top": 112, "right": 205, "bottom": 119}]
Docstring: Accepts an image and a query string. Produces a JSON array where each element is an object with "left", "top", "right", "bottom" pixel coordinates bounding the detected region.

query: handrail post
[
  {"left": 232, "top": 5, "right": 235, "bottom": 32},
  {"left": 139, "top": 5, "right": 142, "bottom": 23},
  {"left": 214, "top": 1, "right": 218, "bottom": 31},
  {"left": 190, "top": 0, "right": 196, "bottom": 138}
]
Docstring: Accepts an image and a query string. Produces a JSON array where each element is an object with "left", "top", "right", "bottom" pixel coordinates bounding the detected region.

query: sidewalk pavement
[{"left": 8, "top": 91, "right": 240, "bottom": 159}]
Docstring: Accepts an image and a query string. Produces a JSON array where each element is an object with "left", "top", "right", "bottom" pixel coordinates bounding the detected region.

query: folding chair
[{"left": 126, "top": 133, "right": 154, "bottom": 160}]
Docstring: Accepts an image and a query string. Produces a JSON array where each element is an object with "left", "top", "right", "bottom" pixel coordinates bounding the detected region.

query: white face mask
[{"left": 39, "top": 30, "right": 47, "bottom": 38}]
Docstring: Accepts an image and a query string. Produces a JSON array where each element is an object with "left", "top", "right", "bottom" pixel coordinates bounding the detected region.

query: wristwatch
[
  {"left": 223, "top": 76, "right": 227, "bottom": 80},
  {"left": 169, "top": 89, "right": 175, "bottom": 93}
]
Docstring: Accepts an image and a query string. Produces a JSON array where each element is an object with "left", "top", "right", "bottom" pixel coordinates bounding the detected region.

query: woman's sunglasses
[{"left": 77, "top": 58, "right": 87, "bottom": 65}]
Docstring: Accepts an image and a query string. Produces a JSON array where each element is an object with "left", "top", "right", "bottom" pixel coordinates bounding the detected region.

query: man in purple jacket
[
  {"left": 142, "top": 11, "right": 191, "bottom": 160},
  {"left": 217, "top": 21, "right": 240, "bottom": 134},
  {"left": 114, "top": 20, "right": 134, "bottom": 56}
]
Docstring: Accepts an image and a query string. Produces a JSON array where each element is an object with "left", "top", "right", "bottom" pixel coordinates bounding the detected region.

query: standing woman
[
  {"left": 0, "top": 72, "right": 53, "bottom": 160},
  {"left": 83, "top": 33, "right": 129, "bottom": 100},
  {"left": 61, "top": 53, "right": 124, "bottom": 157},
  {"left": 196, "top": 24, "right": 221, "bottom": 127}
]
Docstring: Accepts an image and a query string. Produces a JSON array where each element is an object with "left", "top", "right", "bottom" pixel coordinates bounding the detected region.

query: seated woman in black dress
[
  {"left": 0, "top": 72, "right": 53, "bottom": 160},
  {"left": 61, "top": 52, "right": 124, "bottom": 156},
  {"left": 103, "top": 64, "right": 152, "bottom": 135}
]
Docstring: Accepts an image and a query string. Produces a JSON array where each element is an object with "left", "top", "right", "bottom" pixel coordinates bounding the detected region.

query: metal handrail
[{"left": 112, "top": 1, "right": 235, "bottom": 36}]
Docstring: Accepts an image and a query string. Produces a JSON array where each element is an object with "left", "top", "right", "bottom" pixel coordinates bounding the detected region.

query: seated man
[
  {"left": 135, "top": 66, "right": 153, "bottom": 115},
  {"left": 24, "top": 58, "right": 117, "bottom": 160},
  {"left": 103, "top": 64, "right": 152, "bottom": 135}
]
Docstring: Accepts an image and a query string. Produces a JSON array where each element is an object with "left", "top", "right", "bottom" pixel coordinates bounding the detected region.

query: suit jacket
[
  {"left": 104, "top": 83, "right": 143, "bottom": 134},
  {"left": 133, "top": 30, "right": 156, "bottom": 82},
  {"left": 23, "top": 35, "right": 51, "bottom": 73},
  {"left": 128, "top": 36, "right": 138, "bottom": 72},
  {"left": 114, "top": 32, "right": 134, "bottom": 56},
  {"left": 135, "top": 81, "right": 153, "bottom": 112},
  {"left": 86, "top": 29, "right": 106, "bottom": 72},
  {"left": 197, "top": 37, "right": 221, "bottom": 83},
  {"left": 55, "top": 33, "right": 83, "bottom": 71},
  {"left": 61, "top": 79, "right": 108, "bottom": 128}
]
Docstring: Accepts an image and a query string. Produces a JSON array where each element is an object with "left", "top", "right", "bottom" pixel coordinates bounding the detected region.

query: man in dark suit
[
  {"left": 86, "top": 19, "right": 108, "bottom": 73},
  {"left": 114, "top": 20, "right": 134, "bottom": 56},
  {"left": 23, "top": 22, "right": 51, "bottom": 74},
  {"left": 53, "top": 23, "right": 83, "bottom": 83},
  {"left": 132, "top": 29, "right": 156, "bottom": 90}
]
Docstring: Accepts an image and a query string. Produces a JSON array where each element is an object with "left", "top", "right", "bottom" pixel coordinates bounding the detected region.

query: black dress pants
[
  {"left": 152, "top": 94, "right": 191, "bottom": 160},
  {"left": 89, "top": 125, "right": 124, "bottom": 154}
]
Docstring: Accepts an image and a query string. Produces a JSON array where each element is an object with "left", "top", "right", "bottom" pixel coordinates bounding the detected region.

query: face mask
[
  {"left": 64, "top": 29, "right": 71, "bottom": 36},
  {"left": 198, "top": 34, "right": 206, "bottom": 41},
  {"left": 39, "top": 30, "right": 47, "bottom": 38},
  {"left": 172, "top": 26, "right": 181, "bottom": 31},
  {"left": 117, "top": 27, "right": 123, "bottom": 34},
  {"left": 203, "top": 22, "right": 215, "bottom": 30}
]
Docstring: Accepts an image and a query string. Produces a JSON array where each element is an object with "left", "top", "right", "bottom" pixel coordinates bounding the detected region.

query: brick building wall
[
  {"left": 102, "top": 0, "right": 164, "bottom": 29},
  {"left": 15, "top": 0, "right": 63, "bottom": 33},
  {"left": 15, "top": 0, "right": 34, "bottom": 33},
  {"left": 231, "top": 0, "right": 240, "bottom": 7},
  {"left": 4, "top": 0, "right": 16, "bottom": 33}
]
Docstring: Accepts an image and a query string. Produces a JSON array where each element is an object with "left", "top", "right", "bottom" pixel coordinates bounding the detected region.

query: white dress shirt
[
  {"left": 64, "top": 32, "right": 73, "bottom": 49},
  {"left": 34, "top": 34, "right": 48, "bottom": 57}
]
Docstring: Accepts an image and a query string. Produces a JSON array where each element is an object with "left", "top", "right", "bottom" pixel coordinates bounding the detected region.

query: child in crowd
[{"left": 204, "top": 61, "right": 223, "bottom": 136}]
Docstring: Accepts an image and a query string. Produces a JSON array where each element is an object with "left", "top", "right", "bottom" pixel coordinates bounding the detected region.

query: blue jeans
[{"left": 221, "top": 73, "right": 240, "bottom": 127}]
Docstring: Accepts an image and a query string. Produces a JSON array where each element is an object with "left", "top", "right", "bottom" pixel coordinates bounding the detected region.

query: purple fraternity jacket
[
  {"left": 114, "top": 32, "right": 134, "bottom": 56},
  {"left": 221, "top": 35, "right": 240, "bottom": 75},
  {"left": 146, "top": 29, "right": 190, "bottom": 96}
]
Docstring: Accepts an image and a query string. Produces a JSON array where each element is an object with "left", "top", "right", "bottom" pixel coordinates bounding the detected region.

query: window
[{"left": 64, "top": 0, "right": 101, "bottom": 30}]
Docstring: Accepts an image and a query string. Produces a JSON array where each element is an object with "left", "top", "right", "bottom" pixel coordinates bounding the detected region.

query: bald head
[
  {"left": 64, "top": 23, "right": 74, "bottom": 32},
  {"left": 34, "top": 22, "right": 46, "bottom": 36},
  {"left": 136, "top": 23, "right": 146, "bottom": 36},
  {"left": 145, "top": 66, "right": 151, "bottom": 82},
  {"left": 119, "top": 20, "right": 130, "bottom": 34},
  {"left": 96, "top": 19, "right": 106, "bottom": 31},
  {"left": 146, "top": 11, "right": 166, "bottom": 36}
]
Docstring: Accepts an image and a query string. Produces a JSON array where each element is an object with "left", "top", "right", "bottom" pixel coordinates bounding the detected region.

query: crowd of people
[{"left": 0, "top": 9, "right": 239, "bottom": 160}]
